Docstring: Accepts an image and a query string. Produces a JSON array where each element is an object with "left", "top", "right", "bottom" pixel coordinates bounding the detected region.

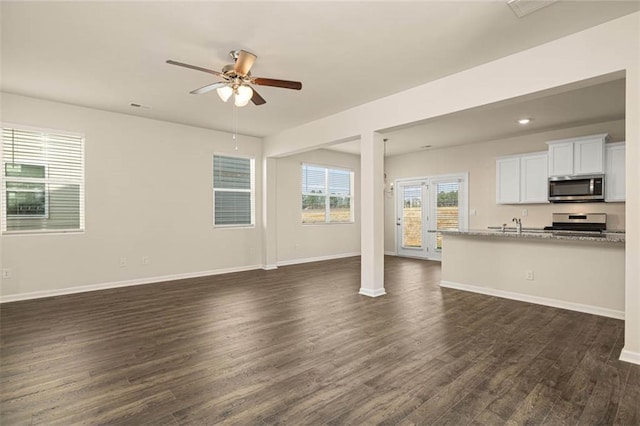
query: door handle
[{"left": 396, "top": 218, "right": 401, "bottom": 226}]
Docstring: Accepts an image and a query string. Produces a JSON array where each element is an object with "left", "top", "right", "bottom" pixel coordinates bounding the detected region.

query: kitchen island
[{"left": 440, "top": 229, "right": 625, "bottom": 319}]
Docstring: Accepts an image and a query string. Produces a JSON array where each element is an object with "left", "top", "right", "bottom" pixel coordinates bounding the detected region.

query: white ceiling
[
  {"left": 329, "top": 76, "right": 626, "bottom": 157},
  {"left": 1, "top": 1, "right": 638, "bottom": 140}
]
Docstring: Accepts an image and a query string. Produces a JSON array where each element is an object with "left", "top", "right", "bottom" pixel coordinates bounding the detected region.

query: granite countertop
[{"left": 440, "top": 228, "right": 625, "bottom": 243}]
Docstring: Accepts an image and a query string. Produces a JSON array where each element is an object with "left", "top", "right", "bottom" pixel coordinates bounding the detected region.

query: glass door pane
[{"left": 402, "top": 184, "right": 423, "bottom": 248}]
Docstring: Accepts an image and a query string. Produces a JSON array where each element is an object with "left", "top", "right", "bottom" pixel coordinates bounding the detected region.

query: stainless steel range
[{"left": 543, "top": 213, "right": 607, "bottom": 235}]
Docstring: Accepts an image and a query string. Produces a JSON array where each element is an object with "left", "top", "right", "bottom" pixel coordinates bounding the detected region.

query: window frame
[
  {"left": 1, "top": 123, "right": 85, "bottom": 235},
  {"left": 301, "top": 162, "right": 355, "bottom": 225},
  {"left": 212, "top": 153, "right": 256, "bottom": 228}
]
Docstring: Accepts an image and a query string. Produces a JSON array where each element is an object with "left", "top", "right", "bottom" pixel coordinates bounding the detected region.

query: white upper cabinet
[
  {"left": 548, "top": 142, "right": 574, "bottom": 176},
  {"left": 496, "top": 156, "right": 520, "bottom": 204},
  {"left": 496, "top": 152, "right": 548, "bottom": 204},
  {"left": 605, "top": 142, "right": 625, "bottom": 202},
  {"left": 547, "top": 133, "right": 607, "bottom": 176},
  {"left": 520, "top": 152, "right": 548, "bottom": 203}
]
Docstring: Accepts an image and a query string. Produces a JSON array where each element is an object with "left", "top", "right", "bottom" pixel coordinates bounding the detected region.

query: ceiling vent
[{"left": 507, "top": 0, "right": 558, "bottom": 18}]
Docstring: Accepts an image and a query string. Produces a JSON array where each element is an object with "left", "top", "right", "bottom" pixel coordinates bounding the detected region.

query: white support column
[
  {"left": 359, "top": 131, "right": 386, "bottom": 297},
  {"left": 262, "top": 156, "right": 278, "bottom": 270},
  {"left": 621, "top": 64, "right": 640, "bottom": 365}
]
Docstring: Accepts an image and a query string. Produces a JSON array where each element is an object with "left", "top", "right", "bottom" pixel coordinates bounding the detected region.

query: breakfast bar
[{"left": 440, "top": 229, "right": 625, "bottom": 319}]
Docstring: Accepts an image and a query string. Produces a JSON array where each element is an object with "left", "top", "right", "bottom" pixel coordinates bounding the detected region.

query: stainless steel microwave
[{"left": 548, "top": 174, "right": 605, "bottom": 203}]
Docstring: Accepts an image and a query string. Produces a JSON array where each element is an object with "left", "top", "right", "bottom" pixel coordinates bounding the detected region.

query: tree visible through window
[{"left": 302, "top": 164, "right": 354, "bottom": 224}]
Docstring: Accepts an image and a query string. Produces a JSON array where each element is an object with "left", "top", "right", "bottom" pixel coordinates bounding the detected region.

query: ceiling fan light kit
[
  {"left": 167, "top": 49, "right": 302, "bottom": 107},
  {"left": 233, "top": 85, "right": 253, "bottom": 107},
  {"left": 216, "top": 85, "right": 233, "bottom": 102}
]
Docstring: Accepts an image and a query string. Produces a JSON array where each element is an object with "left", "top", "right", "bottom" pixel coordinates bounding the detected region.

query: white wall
[
  {"left": 383, "top": 120, "right": 626, "bottom": 253},
  {"left": 276, "top": 149, "right": 360, "bottom": 264},
  {"left": 0, "top": 93, "right": 263, "bottom": 300}
]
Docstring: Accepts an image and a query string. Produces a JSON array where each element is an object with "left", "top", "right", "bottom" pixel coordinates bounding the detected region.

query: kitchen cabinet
[
  {"left": 547, "top": 133, "right": 607, "bottom": 176},
  {"left": 496, "top": 156, "right": 520, "bottom": 204},
  {"left": 520, "top": 152, "right": 548, "bottom": 203},
  {"left": 496, "top": 152, "right": 548, "bottom": 204},
  {"left": 605, "top": 142, "right": 625, "bottom": 202}
]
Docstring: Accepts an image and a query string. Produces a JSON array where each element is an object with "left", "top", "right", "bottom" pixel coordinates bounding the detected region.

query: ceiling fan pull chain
[{"left": 233, "top": 105, "right": 239, "bottom": 151}]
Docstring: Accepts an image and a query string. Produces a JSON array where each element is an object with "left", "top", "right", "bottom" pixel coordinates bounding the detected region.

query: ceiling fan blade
[
  {"left": 166, "top": 60, "right": 223, "bottom": 77},
  {"left": 190, "top": 82, "right": 226, "bottom": 95},
  {"left": 253, "top": 77, "right": 302, "bottom": 90},
  {"left": 251, "top": 87, "right": 266, "bottom": 106},
  {"left": 234, "top": 50, "right": 257, "bottom": 76}
]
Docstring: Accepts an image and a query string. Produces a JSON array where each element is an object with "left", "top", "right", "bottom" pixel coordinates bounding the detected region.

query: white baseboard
[
  {"left": 619, "top": 349, "right": 640, "bottom": 365},
  {"left": 277, "top": 252, "right": 360, "bottom": 267},
  {"left": 0, "top": 264, "right": 263, "bottom": 304},
  {"left": 359, "top": 287, "right": 387, "bottom": 297},
  {"left": 384, "top": 251, "right": 397, "bottom": 256},
  {"left": 262, "top": 264, "right": 278, "bottom": 270},
  {"left": 439, "top": 280, "right": 624, "bottom": 320}
]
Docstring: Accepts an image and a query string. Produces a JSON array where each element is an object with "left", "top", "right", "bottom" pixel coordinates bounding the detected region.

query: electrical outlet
[
  {"left": 119, "top": 257, "right": 127, "bottom": 267},
  {"left": 2, "top": 269, "right": 11, "bottom": 279},
  {"left": 525, "top": 270, "right": 534, "bottom": 281},
  {"left": 141, "top": 256, "right": 149, "bottom": 265},
  {"left": 469, "top": 209, "right": 477, "bottom": 216},
  {"left": 522, "top": 209, "right": 528, "bottom": 217}
]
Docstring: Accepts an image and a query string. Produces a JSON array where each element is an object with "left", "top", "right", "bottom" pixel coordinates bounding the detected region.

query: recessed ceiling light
[{"left": 518, "top": 118, "right": 531, "bottom": 125}]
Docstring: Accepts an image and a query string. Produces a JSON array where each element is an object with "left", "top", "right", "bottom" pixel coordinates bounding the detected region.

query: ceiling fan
[{"left": 167, "top": 50, "right": 302, "bottom": 107}]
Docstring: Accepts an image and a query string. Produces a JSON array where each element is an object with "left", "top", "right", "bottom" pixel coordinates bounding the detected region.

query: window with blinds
[
  {"left": 2, "top": 126, "right": 84, "bottom": 234},
  {"left": 435, "top": 180, "right": 460, "bottom": 250},
  {"left": 213, "top": 155, "right": 255, "bottom": 226},
  {"left": 301, "top": 163, "right": 354, "bottom": 224}
]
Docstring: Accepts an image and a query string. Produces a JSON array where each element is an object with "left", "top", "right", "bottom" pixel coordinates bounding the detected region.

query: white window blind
[
  {"left": 435, "top": 180, "right": 460, "bottom": 250},
  {"left": 213, "top": 155, "right": 255, "bottom": 226},
  {"left": 301, "top": 163, "right": 354, "bottom": 224},
  {"left": 2, "top": 126, "right": 85, "bottom": 234}
]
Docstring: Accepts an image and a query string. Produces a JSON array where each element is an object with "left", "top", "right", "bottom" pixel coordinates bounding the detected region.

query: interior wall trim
[
  {"left": 358, "top": 287, "right": 387, "bottom": 298},
  {"left": 276, "top": 252, "right": 360, "bottom": 267},
  {"left": 0, "top": 264, "right": 263, "bottom": 304},
  {"left": 619, "top": 349, "right": 640, "bottom": 366},
  {"left": 439, "top": 280, "right": 624, "bottom": 320}
]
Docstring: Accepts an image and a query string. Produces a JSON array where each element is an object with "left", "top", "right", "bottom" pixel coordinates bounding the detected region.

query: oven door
[{"left": 548, "top": 175, "right": 604, "bottom": 202}]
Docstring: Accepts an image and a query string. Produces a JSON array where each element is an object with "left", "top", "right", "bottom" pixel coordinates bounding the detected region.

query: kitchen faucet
[{"left": 512, "top": 217, "right": 522, "bottom": 234}]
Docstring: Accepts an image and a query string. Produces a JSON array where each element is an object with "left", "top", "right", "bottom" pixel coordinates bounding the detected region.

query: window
[
  {"left": 434, "top": 180, "right": 460, "bottom": 250},
  {"left": 301, "top": 163, "right": 354, "bottom": 224},
  {"left": 213, "top": 155, "right": 255, "bottom": 226},
  {"left": 2, "top": 126, "right": 84, "bottom": 233}
]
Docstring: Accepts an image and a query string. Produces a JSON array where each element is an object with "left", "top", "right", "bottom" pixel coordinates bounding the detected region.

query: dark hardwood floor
[{"left": 1, "top": 256, "right": 639, "bottom": 425}]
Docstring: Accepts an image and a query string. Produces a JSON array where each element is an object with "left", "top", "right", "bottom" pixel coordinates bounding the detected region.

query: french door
[
  {"left": 395, "top": 174, "right": 467, "bottom": 260},
  {"left": 396, "top": 180, "right": 429, "bottom": 258}
]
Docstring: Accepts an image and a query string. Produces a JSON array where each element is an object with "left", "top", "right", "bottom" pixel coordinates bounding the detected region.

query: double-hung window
[
  {"left": 301, "top": 163, "right": 354, "bottom": 224},
  {"left": 213, "top": 155, "right": 255, "bottom": 227},
  {"left": 2, "top": 126, "right": 84, "bottom": 234}
]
